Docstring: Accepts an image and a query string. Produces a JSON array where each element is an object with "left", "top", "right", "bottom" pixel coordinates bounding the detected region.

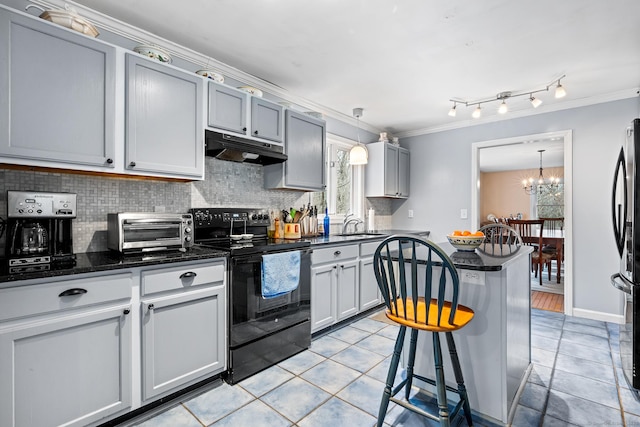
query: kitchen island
[{"left": 407, "top": 241, "right": 533, "bottom": 425}]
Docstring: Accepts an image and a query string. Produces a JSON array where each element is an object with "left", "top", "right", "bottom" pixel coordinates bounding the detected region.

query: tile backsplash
[{"left": 0, "top": 159, "right": 391, "bottom": 253}]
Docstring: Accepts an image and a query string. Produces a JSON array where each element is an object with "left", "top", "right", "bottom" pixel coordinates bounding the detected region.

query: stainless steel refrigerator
[{"left": 612, "top": 118, "right": 640, "bottom": 390}]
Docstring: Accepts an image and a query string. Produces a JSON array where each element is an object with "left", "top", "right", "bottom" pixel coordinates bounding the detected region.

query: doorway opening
[{"left": 471, "top": 130, "right": 573, "bottom": 315}]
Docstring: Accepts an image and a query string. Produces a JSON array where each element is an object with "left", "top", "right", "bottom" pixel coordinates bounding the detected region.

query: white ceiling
[
  {"left": 65, "top": 0, "right": 640, "bottom": 137},
  {"left": 479, "top": 138, "right": 564, "bottom": 172}
]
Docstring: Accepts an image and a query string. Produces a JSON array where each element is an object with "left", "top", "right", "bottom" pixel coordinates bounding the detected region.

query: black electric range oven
[{"left": 190, "top": 207, "right": 311, "bottom": 384}]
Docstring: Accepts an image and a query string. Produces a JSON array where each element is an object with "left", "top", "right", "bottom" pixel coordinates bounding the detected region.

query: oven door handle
[
  {"left": 232, "top": 248, "right": 312, "bottom": 265},
  {"left": 611, "top": 272, "right": 633, "bottom": 295}
]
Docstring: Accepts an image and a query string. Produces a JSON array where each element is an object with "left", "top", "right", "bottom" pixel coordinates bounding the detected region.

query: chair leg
[
  {"left": 405, "top": 328, "right": 419, "bottom": 400},
  {"left": 547, "top": 260, "right": 551, "bottom": 280},
  {"left": 446, "top": 332, "right": 473, "bottom": 426},
  {"left": 433, "top": 332, "right": 450, "bottom": 427},
  {"left": 377, "top": 326, "right": 406, "bottom": 427}
]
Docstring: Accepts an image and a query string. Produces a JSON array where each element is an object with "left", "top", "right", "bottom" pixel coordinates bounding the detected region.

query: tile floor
[{"left": 125, "top": 309, "right": 640, "bottom": 427}]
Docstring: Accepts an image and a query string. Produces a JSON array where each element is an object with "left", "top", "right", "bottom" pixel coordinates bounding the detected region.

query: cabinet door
[
  {"left": 311, "top": 263, "right": 337, "bottom": 332},
  {"left": 141, "top": 285, "right": 225, "bottom": 401},
  {"left": 125, "top": 53, "right": 204, "bottom": 178},
  {"left": 398, "top": 147, "right": 410, "bottom": 198},
  {"left": 250, "top": 97, "right": 283, "bottom": 143},
  {"left": 384, "top": 144, "right": 400, "bottom": 197},
  {"left": 359, "top": 256, "right": 382, "bottom": 311},
  {"left": 0, "top": 9, "right": 116, "bottom": 168},
  {"left": 284, "top": 110, "right": 325, "bottom": 190},
  {"left": 0, "top": 304, "right": 132, "bottom": 427},
  {"left": 207, "top": 82, "right": 247, "bottom": 134},
  {"left": 337, "top": 259, "right": 359, "bottom": 321}
]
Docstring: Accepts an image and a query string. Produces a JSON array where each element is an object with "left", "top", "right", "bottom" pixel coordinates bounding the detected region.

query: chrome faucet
[{"left": 342, "top": 214, "right": 364, "bottom": 234}]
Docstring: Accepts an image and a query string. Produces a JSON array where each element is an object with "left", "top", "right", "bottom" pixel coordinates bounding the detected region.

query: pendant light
[{"left": 349, "top": 108, "right": 368, "bottom": 165}]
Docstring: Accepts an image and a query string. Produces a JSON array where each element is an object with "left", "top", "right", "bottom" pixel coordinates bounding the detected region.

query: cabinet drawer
[
  {"left": 142, "top": 261, "right": 225, "bottom": 295},
  {"left": 312, "top": 244, "right": 358, "bottom": 265},
  {"left": 0, "top": 273, "right": 133, "bottom": 322},
  {"left": 360, "top": 240, "right": 385, "bottom": 257}
]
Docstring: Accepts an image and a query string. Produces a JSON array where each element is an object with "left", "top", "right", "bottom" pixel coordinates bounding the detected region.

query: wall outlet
[
  {"left": 461, "top": 270, "right": 485, "bottom": 285},
  {"left": 408, "top": 209, "right": 414, "bottom": 218},
  {"left": 460, "top": 208, "right": 468, "bottom": 219}
]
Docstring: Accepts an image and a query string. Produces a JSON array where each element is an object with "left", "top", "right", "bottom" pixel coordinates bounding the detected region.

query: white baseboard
[{"left": 571, "top": 307, "right": 624, "bottom": 324}]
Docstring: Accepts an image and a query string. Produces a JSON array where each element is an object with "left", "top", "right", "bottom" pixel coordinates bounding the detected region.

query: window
[
  {"left": 311, "top": 134, "right": 364, "bottom": 222},
  {"left": 535, "top": 184, "right": 564, "bottom": 218}
]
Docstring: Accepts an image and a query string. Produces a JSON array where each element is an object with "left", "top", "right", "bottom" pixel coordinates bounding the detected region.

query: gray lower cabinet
[
  {"left": 125, "top": 53, "right": 204, "bottom": 178},
  {"left": 207, "top": 81, "right": 248, "bottom": 134},
  {"left": 0, "top": 6, "right": 116, "bottom": 168},
  {"left": 0, "top": 273, "right": 133, "bottom": 427},
  {"left": 250, "top": 97, "right": 283, "bottom": 143},
  {"left": 140, "top": 261, "right": 226, "bottom": 401},
  {"left": 359, "top": 240, "right": 383, "bottom": 311},
  {"left": 264, "top": 110, "right": 326, "bottom": 191},
  {"left": 365, "top": 142, "right": 410, "bottom": 198},
  {"left": 311, "top": 244, "right": 359, "bottom": 333}
]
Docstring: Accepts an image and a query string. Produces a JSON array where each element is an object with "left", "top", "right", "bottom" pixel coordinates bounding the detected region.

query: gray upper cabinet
[
  {"left": 0, "top": 7, "right": 116, "bottom": 168},
  {"left": 125, "top": 53, "right": 204, "bottom": 178},
  {"left": 207, "top": 81, "right": 247, "bottom": 134},
  {"left": 365, "top": 142, "right": 410, "bottom": 198},
  {"left": 250, "top": 97, "right": 283, "bottom": 143},
  {"left": 264, "top": 110, "right": 326, "bottom": 191}
]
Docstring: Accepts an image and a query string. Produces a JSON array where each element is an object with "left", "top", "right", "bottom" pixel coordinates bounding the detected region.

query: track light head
[
  {"left": 530, "top": 95, "right": 542, "bottom": 108},
  {"left": 448, "top": 103, "right": 457, "bottom": 117},
  {"left": 497, "top": 100, "right": 508, "bottom": 114},
  {"left": 555, "top": 81, "right": 566, "bottom": 98},
  {"left": 472, "top": 105, "right": 482, "bottom": 119}
]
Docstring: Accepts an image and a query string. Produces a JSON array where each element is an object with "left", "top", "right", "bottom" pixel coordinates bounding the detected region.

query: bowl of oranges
[{"left": 447, "top": 230, "right": 485, "bottom": 251}]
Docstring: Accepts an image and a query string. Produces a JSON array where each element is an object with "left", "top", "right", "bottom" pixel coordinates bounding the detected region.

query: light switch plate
[
  {"left": 460, "top": 209, "right": 468, "bottom": 219},
  {"left": 408, "top": 209, "right": 414, "bottom": 218}
]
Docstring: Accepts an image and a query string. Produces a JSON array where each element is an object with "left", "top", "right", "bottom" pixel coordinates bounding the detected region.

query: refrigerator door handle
[
  {"left": 611, "top": 272, "right": 633, "bottom": 295},
  {"left": 612, "top": 147, "right": 628, "bottom": 257}
]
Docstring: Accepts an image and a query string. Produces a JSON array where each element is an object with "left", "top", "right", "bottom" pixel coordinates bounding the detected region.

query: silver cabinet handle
[
  {"left": 180, "top": 271, "right": 197, "bottom": 279},
  {"left": 334, "top": 250, "right": 341, "bottom": 256},
  {"left": 148, "top": 303, "right": 155, "bottom": 312}
]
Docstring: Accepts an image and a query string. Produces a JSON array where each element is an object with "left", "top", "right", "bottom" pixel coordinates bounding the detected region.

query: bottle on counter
[
  {"left": 323, "top": 208, "right": 330, "bottom": 237},
  {"left": 274, "top": 218, "right": 281, "bottom": 239}
]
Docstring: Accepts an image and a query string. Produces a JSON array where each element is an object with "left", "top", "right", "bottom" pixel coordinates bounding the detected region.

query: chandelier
[
  {"left": 522, "top": 149, "right": 561, "bottom": 195},
  {"left": 448, "top": 75, "right": 566, "bottom": 119}
]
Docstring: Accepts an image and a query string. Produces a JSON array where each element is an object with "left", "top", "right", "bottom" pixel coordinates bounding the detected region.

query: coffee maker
[{"left": 6, "top": 191, "right": 77, "bottom": 269}]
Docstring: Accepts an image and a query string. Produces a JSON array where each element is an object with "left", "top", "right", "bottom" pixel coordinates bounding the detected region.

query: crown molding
[
  {"left": 398, "top": 88, "right": 640, "bottom": 138},
  {"left": 29, "top": 0, "right": 382, "bottom": 135}
]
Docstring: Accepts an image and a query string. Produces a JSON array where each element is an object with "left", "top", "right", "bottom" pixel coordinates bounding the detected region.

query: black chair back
[{"left": 373, "top": 235, "right": 460, "bottom": 327}]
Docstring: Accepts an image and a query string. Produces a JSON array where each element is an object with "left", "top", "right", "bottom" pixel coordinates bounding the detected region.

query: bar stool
[{"left": 373, "top": 235, "right": 474, "bottom": 427}]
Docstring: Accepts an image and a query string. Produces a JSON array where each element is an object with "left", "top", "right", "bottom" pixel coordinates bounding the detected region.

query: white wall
[{"left": 394, "top": 97, "right": 640, "bottom": 319}]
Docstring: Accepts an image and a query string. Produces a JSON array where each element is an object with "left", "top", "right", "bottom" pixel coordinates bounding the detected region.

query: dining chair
[
  {"left": 507, "top": 219, "right": 553, "bottom": 285},
  {"left": 477, "top": 223, "right": 522, "bottom": 256},
  {"left": 373, "top": 235, "right": 474, "bottom": 427},
  {"left": 539, "top": 217, "right": 564, "bottom": 283}
]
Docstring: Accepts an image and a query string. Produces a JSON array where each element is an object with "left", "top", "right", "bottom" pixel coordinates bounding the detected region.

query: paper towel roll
[{"left": 367, "top": 208, "right": 375, "bottom": 231}]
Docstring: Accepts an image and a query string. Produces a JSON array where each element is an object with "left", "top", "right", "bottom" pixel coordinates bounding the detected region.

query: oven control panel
[{"left": 190, "top": 208, "right": 270, "bottom": 227}]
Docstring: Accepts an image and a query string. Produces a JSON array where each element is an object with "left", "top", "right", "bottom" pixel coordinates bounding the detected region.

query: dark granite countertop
[
  {"left": 441, "top": 241, "right": 533, "bottom": 271},
  {"left": 0, "top": 245, "right": 228, "bottom": 286},
  {"left": 305, "top": 229, "right": 430, "bottom": 246}
]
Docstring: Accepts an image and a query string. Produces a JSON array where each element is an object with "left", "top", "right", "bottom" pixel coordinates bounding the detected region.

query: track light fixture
[
  {"left": 448, "top": 74, "right": 566, "bottom": 118},
  {"left": 448, "top": 102, "right": 457, "bottom": 117},
  {"left": 530, "top": 94, "right": 542, "bottom": 108}
]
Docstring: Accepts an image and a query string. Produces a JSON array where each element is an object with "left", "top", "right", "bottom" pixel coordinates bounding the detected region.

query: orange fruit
[
  {"left": 452, "top": 230, "right": 463, "bottom": 236},
  {"left": 461, "top": 230, "right": 471, "bottom": 236},
  {"left": 472, "top": 231, "right": 484, "bottom": 236}
]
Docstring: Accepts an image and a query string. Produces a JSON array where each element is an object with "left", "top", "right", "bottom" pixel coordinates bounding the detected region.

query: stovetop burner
[{"left": 190, "top": 207, "right": 310, "bottom": 255}]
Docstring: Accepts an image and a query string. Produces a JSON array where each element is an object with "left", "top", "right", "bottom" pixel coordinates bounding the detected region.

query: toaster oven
[{"left": 107, "top": 212, "right": 194, "bottom": 253}]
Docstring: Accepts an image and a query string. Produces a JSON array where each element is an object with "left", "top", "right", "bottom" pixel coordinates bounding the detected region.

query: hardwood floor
[{"left": 532, "top": 290, "right": 564, "bottom": 313}]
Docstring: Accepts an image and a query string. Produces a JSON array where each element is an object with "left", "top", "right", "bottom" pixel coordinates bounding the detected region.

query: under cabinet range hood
[{"left": 205, "top": 130, "right": 287, "bottom": 165}]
